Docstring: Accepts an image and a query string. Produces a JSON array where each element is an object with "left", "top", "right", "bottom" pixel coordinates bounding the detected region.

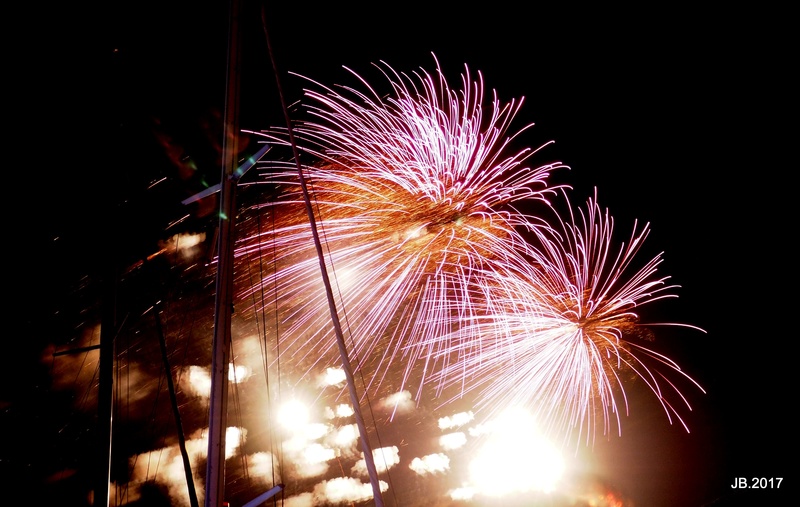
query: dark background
[{"left": 7, "top": 2, "right": 793, "bottom": 506}]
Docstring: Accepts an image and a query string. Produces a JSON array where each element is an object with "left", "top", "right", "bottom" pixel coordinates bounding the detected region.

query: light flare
[{"left": 468, "top": 408, "right": 565, "bottom": 496}]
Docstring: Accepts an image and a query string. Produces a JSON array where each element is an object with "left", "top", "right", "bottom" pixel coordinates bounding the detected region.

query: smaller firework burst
[{"left": 426, "top": 189, "right": 705, "bottom": 445}]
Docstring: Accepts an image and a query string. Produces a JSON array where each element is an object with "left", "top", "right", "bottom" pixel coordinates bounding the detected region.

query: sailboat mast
[
  {"left": 204, "top": 0, "right": 242, "bottom": 505},
  {"left": 293, "top": 168, "right": 386, "bottom": 505},
  {"left": 94, "top": 258, "right": 117, "bottom": 507},
  {"left": 259, "top": 8, "right": 386, "bottom": 504},
  {"left": 205, "top": 2, "right": 385, "bottom": 504},
  {"left": 273, "top": 58, "right": 388, "bottom": 507}
]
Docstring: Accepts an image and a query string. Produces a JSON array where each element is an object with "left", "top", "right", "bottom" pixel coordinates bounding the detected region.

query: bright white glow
[
  {"left": 299, "top": 422, "right": 331, "bottom": 441},
  {"left": 468, "top": 408, "right": 564, "bottom": 496},
  {"left": 468, "top": 423, "right": 490, "bottom": 438},
  {"left": 225, "top": 426, "right": 245, "bottom": 459},
  {"left": 228, "top": 364, "right": 250, "bottom": 383},
  {"left": 449, "top": 485, "right": 477, "bottom": 501},
  {"left": 331, "top": 267, "right": 359, "bottom": 292},
  {"left": 334, "top": 404, "right": 354, "bottom": 418},
  {"left": 185, "top": 365, "right": 211, "bottom": 397},
  {"left": 439, "top": 432, "right": 467, "bottom": 450},
  {"left": 278, "top": 400, "right": 310, "bottom": 429},
  {"left": 302, "top": 443, "right": 336, "bottom": 465}
]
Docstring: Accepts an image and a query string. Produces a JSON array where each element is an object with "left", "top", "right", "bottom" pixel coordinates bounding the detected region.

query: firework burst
[
  {"left": 426, "top": 189, "right": 705, "bottom": 445},
  {"left": 237, "top": 56, "right": 566, "bottom": 396}
]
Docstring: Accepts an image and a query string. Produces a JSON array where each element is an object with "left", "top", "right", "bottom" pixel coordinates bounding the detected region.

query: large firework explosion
[
  {"left": 236, "top": 57, "right": 565, "bottom": 396},
  {"left": 234, "top": 55, "right": 702, "bottom": 443}
]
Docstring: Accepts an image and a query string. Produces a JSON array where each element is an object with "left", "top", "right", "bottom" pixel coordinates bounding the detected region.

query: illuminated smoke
[
  {"left": 378, "top": 390, "right": 415, "bottom": 414},
  {"left": 225, "top": 426, "right": 245, "bottom": 459},
  {"left": 156, "top": 232, "right": 206, "bottom": 260},
  {"left": 183, "top": 365, "right": 211, "bottom": 397},
  {"left": 409, "top": 453, "right": 451, "bottom": 475},
  {"left": 323, "top": 403, "right": 355, "bottom": 419},
  {"left": 246, "top": 451, "right": 280, "bottom": 486},
  {"left": 352, "top": 446, "right": 400, "bottom": 476},
  {"left": 281, "top": 492, "right": 314, "bottom": 507},
  {"left": 312, "top": 477, "right": 389, "bottom": 504},
  {"left": 318, "top": 366, "right": 346, "bottom": 387},
  {"left": 438, "top": 411, "right": 474, "bottom": 430},
  {"left": 115, "top": 428, "right": 232, "bottom": 507},
  {"left": 324, "top": 423, "right": 359, "bottom": 452}
]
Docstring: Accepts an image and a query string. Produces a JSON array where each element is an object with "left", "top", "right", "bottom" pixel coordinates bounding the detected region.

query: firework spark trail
[
  {"left": 426, "top": 190, "right": 705, "bottom": 446},
  {"left": 236, "top": 56, "right": 567, "bottom": 396}
]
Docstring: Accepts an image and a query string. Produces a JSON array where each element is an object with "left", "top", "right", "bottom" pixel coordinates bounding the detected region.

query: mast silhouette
[
  {"left": 202, "top": 0, "right": 243, "bottom": 503},
  {"left": 261, "top": 4, "right": 386, "bottom": 504},
  {"left": 203, "top": 2, "right": 385, "bottom": 505}
]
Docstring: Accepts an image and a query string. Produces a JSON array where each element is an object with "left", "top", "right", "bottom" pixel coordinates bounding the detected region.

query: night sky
[{"left": 6, "top": 2, "right": 793, "bottom": 507}]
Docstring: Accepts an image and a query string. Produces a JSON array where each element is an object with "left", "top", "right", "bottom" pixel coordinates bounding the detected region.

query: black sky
[{"left": 7, "top": 2, "right": 794, "bottom": 507}]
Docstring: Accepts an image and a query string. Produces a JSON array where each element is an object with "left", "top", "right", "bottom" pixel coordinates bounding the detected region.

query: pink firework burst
[
  {"left": 426, "top": 189, "right": 705, "bottom": 445},
  {"left": 237, "top": 56, "right": 566, "bottom": 396}
]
